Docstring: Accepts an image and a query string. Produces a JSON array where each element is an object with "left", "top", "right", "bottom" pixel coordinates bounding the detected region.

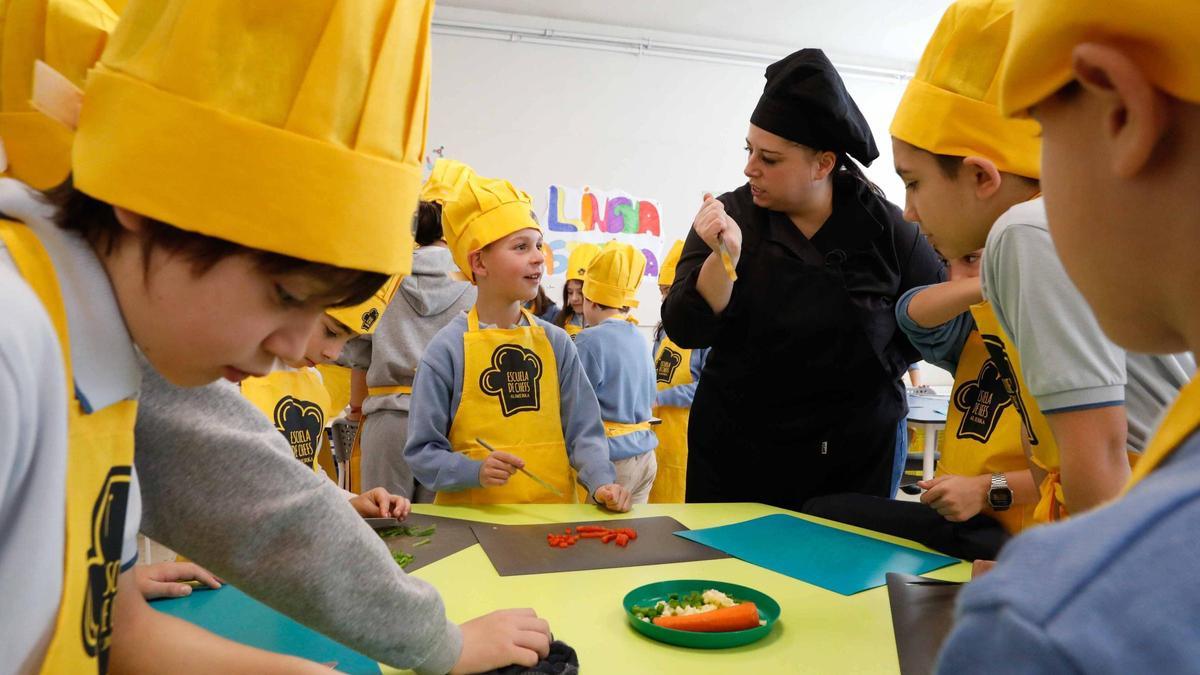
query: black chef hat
[{"left": 750, "top": 48, "right": 879, "bottom": 166}]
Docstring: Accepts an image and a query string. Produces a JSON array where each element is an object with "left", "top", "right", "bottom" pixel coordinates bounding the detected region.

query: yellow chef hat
[
  {"left": 657, "top": 239, "right": 685, "bottom": 287},
  {"left": 326, "top": 273, "right": 402, "bottom": 336},
  {"left": 420, "top": 157, "right": 472, "bottom": 205},
  {"left": 0, "top": 0, "right": 116, "bottom": 190},
  {"left": 890, "top": 0, "right": 1041, "bottom": 179},
  {"left": 70, "top": 0, "right": 433, "bottom": 275},
  {"left": 565, "top": 242, "right": 601, "bottom": 282},
  {"left": 999, "top": 0, "right": 1200, "bottom": 116},
  {"left": 438, "top": 160, "right": 540, "bottom": 283},
  {"left": 583, "top": 241, "right": 646, "bottom": 309}
]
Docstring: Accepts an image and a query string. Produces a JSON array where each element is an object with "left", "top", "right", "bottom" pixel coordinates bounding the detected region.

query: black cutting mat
[
  {"left": 886, "top": 573, "right": 963, "bottom": 675},
  {"left": 372, "top": 513, "right": 480, "bottom": 572},
  {"left": 470, "top": 516, "right": 729, "bottom": 576}
]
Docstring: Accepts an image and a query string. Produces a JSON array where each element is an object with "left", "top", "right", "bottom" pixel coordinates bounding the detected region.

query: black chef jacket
[{"left": 661, "top": 173, "right": 945, "bottom": 510}]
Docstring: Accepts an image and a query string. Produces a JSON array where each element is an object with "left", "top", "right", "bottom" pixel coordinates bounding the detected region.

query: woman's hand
[{"left": 692, "top": 196, "right": 742, "bottom": 265}]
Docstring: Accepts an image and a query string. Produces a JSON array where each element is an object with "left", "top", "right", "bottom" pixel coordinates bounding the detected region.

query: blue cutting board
[
  {"left": 675, "top": 514, "right": 958, "bottom": 595},
  {"left": 153, "top": 586, "right": 380, "bottom": 674}
]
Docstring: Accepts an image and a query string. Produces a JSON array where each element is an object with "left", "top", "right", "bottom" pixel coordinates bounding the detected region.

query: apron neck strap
[{"left": 466, "top": 305, "right": 537, "bottom": 332}]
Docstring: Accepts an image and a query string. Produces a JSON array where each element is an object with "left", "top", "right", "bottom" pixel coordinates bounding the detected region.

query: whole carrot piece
[{"left": 652, "top": 602, "right": 759, "bottom": 632}]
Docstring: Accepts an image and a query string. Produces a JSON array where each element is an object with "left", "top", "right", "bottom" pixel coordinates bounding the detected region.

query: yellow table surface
[{"left": 385, "top": 503, "right": 970, "bottom": 675}]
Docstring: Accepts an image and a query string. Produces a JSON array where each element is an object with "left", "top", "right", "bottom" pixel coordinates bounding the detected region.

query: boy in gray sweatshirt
[{"left": 341, "top": 201, "right": 476, "bottom": 499}]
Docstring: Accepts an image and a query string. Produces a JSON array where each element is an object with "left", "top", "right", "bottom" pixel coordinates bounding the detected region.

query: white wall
[{"left": 428, "top": 15, "right": 953, "bottom": 386}]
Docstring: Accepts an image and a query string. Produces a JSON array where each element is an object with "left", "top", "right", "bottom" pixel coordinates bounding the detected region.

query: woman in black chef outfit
[{"left": 662, "top": 49, "right": 944, "bottom": 511}]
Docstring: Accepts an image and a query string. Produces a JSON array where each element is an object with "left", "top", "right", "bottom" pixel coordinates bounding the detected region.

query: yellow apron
[
  {"left": 649, "top": 334, "right": 692, "bottom": 503},
  {"left": 564, "top": 319, "right": 583, "bottom": 340},
  {"left": 969, "top": 301, "right": 1064, "bottom": 522},
  {"left": 1, "top": 220, "right": 137, "bottom": 675},
  {"left": 241, "top": 369, "right": 333, "bottom": 473},
  {"left": 438, "top": 307, "right": 574, "bottom": 504},
  {"left": 1124, "top": 376, "right": 1200, "bottom": 491},
  {"left": 940, "top": 317, "right": 1038, "bottom": 533},
  {"left": 316, "top": 363, "right": 352, "bottom": 418}
]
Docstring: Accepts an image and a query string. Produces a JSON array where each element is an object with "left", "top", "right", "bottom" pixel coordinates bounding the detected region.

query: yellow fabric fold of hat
[
  {"left": 999, "top": 0, "right": 1200, "bottom": 116},
  {"left": 71, "top": 0, "right": 434, "bottom": 275},
  {"left": 657, "top": 239, "right": 685, "bottom": 287},
  {"left": 326, "top": 274, "right": 401, "bottom": 336},
  {"left": 436, "top": 159, "right": 540, "bottom": 283},
  {"left": 0, "top": 0, "right": 116, "bottom": 189},
  {"left": 890, "top": 0, "right": 1041, "bottom": 179},
  {"left": 584, "top": 241, "right": 646, "bottom": 309},
  {"left": 565, "top": 242, "right": 600, "bottom": 283}
]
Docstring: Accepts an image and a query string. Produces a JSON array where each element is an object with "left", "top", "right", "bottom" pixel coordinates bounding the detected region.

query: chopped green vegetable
[
  {"left": 377, "top": 523, "right": 438, "bottom": 539},
  {"left": 413, "top": 538, "right": 432, "bottom": 547},
  {"left": 406, "top": 523, "right": 437, "bottom": 538},
  {"left": 391, "top": 550, "right": 414, "bottom": 568}
]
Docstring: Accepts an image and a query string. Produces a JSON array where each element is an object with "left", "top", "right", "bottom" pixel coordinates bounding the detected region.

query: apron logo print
[
  {"left": 273, "top": 396, "right": 325, "bottom": 466},
  {"left": 360, "top": 307, "right": 380, "bottom": 332},
  {"left": 655, "top": 346, "right": 683, "bottom": 384},
  {"left": 980, "top": 334, "right": 1040, "bottom": 446},
  {"left": 954, "top": 360, "right": 1015, "bottom": 442},
  {"left": 82, "top": 466, "right": 132, "bottom": 672},
  {"left": 480, "top": 344, "right": 543, "bottom": 416}
]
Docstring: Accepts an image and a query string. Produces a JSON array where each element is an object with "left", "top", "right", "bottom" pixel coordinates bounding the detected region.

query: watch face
[{"left": 989, "top": 487, "right": 1014, "bottom": 509}]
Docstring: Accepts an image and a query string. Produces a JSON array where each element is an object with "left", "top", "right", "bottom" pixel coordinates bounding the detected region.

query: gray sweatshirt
[
  {"left": 403, "top": 312, "right": 618, "bottom": 494},
  {"left": 133, "top": 360, "right": 462, "bottom": 674},
  {"left": 341, "top": 246, "right": 475, "bottom": 415}
]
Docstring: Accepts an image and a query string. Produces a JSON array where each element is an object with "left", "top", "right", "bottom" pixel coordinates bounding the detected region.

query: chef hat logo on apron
[
  {"left": 480, "top": 344, "right": 543, "bottom": 417},
  {"left": 655, "top": 346, "right": 683, "bottom": 384},
  {"left": 360, "top": 308, "right": 381, "bottom": 332},
  {"left": 953, "top": 360, "right": 1015, "bottom": 443},
  {"left": 82, "top": 466, "right": 132, "bottom": 671},
  {"left": 980, "top": 335, "right": 1039, "bottom": 446},
  {"left": 272, "top": 396, "right": 325, "bottom": 466}
]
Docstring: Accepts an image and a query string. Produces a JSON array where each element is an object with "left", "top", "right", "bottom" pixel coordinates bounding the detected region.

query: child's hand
[
  {"left": 350, "top": 487, "right": 412, "bottom": 519},
  {"left": 594, "top": 483, "right": 632, "bottom": 512},
  {"left": 918, "top": 474, "right": 989, "bottom": 522},
  {"left": 480, "top": 451, "right": 525, "bottom": 487},
  {"left": 134, "top": 561, "right": 222, "bottom": 599},
  {"left": 451, "top": 608, "right": 552, "bottom": 674}
]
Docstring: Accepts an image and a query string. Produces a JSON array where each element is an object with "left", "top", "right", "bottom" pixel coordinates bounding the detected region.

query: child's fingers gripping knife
[{"left": 480, "top": 451, "right": 524, "bottom": 487}]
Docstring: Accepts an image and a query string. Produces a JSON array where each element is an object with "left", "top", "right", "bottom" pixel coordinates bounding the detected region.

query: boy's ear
[
  {"left": 1072, "top": 42, "right": 1169, "bottom": 179},
  {"left": 112, "top": 206, "right": 147, "bottom": 234},
  {"left": 468, "top": 249, "right": 487, "bottom": 280},
  {"left": 961, "top": 156, "right": 1003, "bottom": 200}
]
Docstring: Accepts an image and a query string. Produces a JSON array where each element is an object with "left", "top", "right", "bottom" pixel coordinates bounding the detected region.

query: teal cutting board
[
  {"left": 675, "top": 514, "right": 958, "bottom": 595},
  {"left": 153, "top": 586, "right": 380, "bottom": 674}
]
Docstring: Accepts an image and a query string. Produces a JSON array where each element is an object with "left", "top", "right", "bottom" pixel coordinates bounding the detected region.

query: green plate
[{"left": 622, "top": 579, "right": 780, "bottom": 649}]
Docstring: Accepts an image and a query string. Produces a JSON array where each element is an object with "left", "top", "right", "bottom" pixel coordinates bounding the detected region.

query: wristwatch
[{"left": 987, "top": 472, "right": 1013, "bottom": 511}]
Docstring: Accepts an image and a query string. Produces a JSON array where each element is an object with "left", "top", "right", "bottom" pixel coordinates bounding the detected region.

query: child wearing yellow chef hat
[
  {"left": 403, "top": 159, "right": 631, "bottom": 512},
  {"left": 938, "top": 1, "right": 1200, "bottom": 670},
  {"left": 648, "top": 239, "right": 709, "bottom": 503},
  {"left": 554, "top": 241, "right": 601, "bottom": 339},
  {"left": 572, "top": 241, "right": 659, "bottom": 504},
  {"left": 0, "top": 1, "right": 552, "bottom": 673},
  {"left": 888, "top": 0, "right": 1191, "bottom": 526},
  {"left": 242, "top": 277, "right": 401, "bottom": 473}
]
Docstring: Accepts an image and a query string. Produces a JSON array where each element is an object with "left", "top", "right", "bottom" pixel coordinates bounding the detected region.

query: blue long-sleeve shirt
[
  {"left": 574, "top": 318, "right": 658, "bottom": 461},
  {"left": 651, "top": 327, "right": 708, "bottom": 408},
  {"left": 894, "top": 284, "right": 976, "bottom": 374},
  {"left": 937, "top": 422, "right": 1200, "bottom": 673},
  {"left": 403, "top": 312, "right": 617, "bottom": 494}
]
